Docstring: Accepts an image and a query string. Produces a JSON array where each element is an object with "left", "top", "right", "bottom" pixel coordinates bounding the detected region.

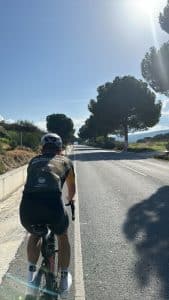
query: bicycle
[{"left": 27, "top": 202, "right": 75, "bottom": 300}]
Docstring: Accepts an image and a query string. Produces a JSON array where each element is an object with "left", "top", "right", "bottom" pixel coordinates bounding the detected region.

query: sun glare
[
  {"left": 137, "top": 0, "right": 153, "bottom": 15},
  {"left": 126, "top": 0, "right": 165, "bottom": 47},
  {"left": 131, "top": 0, "right": 163, "bottom": 17}
]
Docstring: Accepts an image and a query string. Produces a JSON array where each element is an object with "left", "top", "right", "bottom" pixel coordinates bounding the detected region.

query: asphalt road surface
[{"left": 1, "top": 145, "right": 169, "bottom": 300}]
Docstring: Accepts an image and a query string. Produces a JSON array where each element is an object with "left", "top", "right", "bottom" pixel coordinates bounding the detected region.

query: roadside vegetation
[
  {"left": 128, "top": 142, "right": 167, "bottom": 152},
  {"left": 0, "top": 121, "right": 43, "bottom": 174},
  {"left": 0, "top": 114, "right": 75, "bottom": 175},
  {"left": 84, "top": 137, "right": 168, "bottom": 153},
  {"left": 0, "top": 148, "right": 36, "bottom": 175},
  {"left": 84, "top": 136, "right": 124, "bottom": 151},
  {"left": 128, "top": 133, "right": 169, "bottom": 160},
  {"left": 81, "top": 131, "right": 169, "bottom": 162}
]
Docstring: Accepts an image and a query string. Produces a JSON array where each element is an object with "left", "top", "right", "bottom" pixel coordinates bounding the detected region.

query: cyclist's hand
[
  {"left": 65, "top": 197, "right": 75, "bottom": 221},
  {"left": 66, "top": 196, "right": 75, "bottom": 204}
]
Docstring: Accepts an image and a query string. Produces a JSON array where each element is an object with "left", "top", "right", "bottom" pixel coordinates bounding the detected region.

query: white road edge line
[
  {"left": 74, "top": 153, "right": 86, "bottom": 300},
  {"left": 123, "top": 165, "right": 147, "bottom": 177}
]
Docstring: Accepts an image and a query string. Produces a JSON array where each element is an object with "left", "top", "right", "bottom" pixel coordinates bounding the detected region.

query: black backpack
[{"left": 25, "top": 158, "right": 62, "bottom": 193}]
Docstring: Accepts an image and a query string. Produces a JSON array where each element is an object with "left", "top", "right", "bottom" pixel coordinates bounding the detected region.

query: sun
[
  {"left": 137, "top": 0, "right": 154, "bottom": 15},
  {"left": 131, "top": 0, "right": 164, "bottom": 17}
]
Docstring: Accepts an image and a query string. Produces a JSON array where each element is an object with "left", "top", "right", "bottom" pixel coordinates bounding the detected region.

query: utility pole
[{"left": 20, "top": 131, "right": 23, "bottom": 147}]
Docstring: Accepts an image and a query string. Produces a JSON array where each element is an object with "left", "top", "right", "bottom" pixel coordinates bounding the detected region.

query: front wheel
[
  {"left": 45, "top": 272, "right": 58, "bottom": 300},
  {"left": 34, "top": 269, "right": 58, "bottom": 300}
]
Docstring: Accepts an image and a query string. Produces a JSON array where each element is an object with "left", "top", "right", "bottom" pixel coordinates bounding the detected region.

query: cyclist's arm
[{"left": 66, "top": 168, "right": 76, "bottom": 202}]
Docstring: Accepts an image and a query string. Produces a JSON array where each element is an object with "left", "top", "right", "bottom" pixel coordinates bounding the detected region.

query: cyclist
[{"left": 19, "top": 133, "right": 76, "bottom": 300}]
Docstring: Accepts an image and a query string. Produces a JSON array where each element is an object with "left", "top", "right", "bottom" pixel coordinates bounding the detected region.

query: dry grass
[
  {"left": 0, "top": 149, "right": 36, "bottom": 174},
  {"left": 129, "top": 141, "right": 168, "bottom": 152}
]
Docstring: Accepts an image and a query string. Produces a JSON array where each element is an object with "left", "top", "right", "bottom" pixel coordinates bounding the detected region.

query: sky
[{"left": 0, "top": 0, "right": 169, "bottom": 135}]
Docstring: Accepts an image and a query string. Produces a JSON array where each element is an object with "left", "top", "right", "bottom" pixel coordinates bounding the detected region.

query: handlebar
[{"left": 65, "top": 201, "right": 75, "bottom": 221}]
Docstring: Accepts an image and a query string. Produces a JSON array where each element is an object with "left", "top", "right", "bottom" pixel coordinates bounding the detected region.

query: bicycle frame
[
  {"left": 31, "top": 224, "right": 59, "bottom": 300},
  {"left": 29, "top": 202, "right": 75, "bottom": 299}
]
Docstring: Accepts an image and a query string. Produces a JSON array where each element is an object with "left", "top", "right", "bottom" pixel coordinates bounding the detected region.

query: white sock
[{"left": 26, "top": 262, "right": 37, "bottom": 295}]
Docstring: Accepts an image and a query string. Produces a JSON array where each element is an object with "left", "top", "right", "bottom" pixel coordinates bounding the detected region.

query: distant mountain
[{"left": 115, "top": 129, "right": 169, "bottom": 143}]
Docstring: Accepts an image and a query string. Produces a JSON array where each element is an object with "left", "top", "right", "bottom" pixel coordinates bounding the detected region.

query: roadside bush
[
  {"left": 0, "top": 137, "right": 10, "bottom": 144},
  {"left": 9, "top": 139, "right": 18, "bottom": 149},
  {"left": 154, "top": 153, "right": 169, "bottom": 160},
  {"left": 7, "top": 130, "right": 42, "bottom": 150},
  {"left": 104, "top": 138, "right": 115, "bottom": 149},
  {"left": 22, "top": 132, "right": 41, "bottom": 150},
  {"left": 16, "top": 146, "right": 33, "bottom": 152},
  {"left": 128, "top": 147, "right": 155, "bottom": 152},
  {"left": 0, "top": 126, "right": 8, "bottom": 138},
  {"left": 95, "top": 136, "right": 105, "bottom": 147},
  {"left": 89, "top": 136, "right": 115, "bottom": 149},
  {"left": 0, "top": 143, "right": 5, "bottom": 155},
  {"left": 114, "top": 141, "right": 124, "bottom": 150},
  {"left": 8, "top": 131, "right": 20, "bottom": 148},
  {"left": 165, "top": 142, "right": 169, "bottom": 151},
  {"left": 82, "top": 137, "right": 116, "bottom": 149},
  {"left": 0, "top": 161, "right": 6, "bottom": 174}
]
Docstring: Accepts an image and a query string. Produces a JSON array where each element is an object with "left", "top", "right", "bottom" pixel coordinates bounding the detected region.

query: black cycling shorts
[{"left": 20, "top": 191, "right": 69, "bottom": 235}]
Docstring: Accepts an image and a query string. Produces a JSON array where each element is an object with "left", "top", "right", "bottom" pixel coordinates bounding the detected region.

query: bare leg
[
  {"left": 27, "top": 234, "right": 41, "bottom": 264},
  {"left": 57, "top": 231, "right": 71, "bottom": 270},
  {"left": 26, "top": 234, "right": 42, "bottom": 295}
]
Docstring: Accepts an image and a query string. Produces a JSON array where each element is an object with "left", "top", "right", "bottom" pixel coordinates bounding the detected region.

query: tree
[
  {"left": 88, "top": 76, "right": 161, "bottom": 150},
  {"left": 0, "top": 120, "right": 44, "bottom": 148},
  {"left": 0, "top": 120, "right": 43, "bottom": 133},
  {"left": 78, "top": 116, "right": 98, "bottom": 141},
  {"left": 16, "top": 120, "right": 43, "bottom": 133},
  {"left": 78, "top": 124, "right": 89, "bottom": 141},
  {"left": 141, "top": 1, "right": 169, "bottom": 96},
  {"left": 88, "top": 97, "right": 114, "bottom": 138},
  {"left": 159, "top": 0, "right": 169, "bottom": 34},
  {"left": 46, "top": 114, "right": 75, "bottom": 144},
  {"left": 141, "top": 44, "right": 169, "bottom": 96}
]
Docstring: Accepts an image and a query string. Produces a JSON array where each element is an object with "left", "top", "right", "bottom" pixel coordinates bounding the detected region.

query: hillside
[
  {"left": 130, "top": 129, "right": 169, "bottom": 143},
  {"left": 113, "top": 129, "right": 169, "bottom": 143},
  {"left": 0, "top": 148, "right": 36, "bottom": 175}
]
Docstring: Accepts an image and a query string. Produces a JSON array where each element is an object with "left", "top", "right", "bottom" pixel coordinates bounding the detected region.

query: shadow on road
[
  {"left": 73, "top": 147, "right": 101, "bottom": 151},
  {"left": 123, "top": 186, "right": 169, "bottom": 299},
  {"left": 71, "top": 149, "right": 155, "bottom": 161}
]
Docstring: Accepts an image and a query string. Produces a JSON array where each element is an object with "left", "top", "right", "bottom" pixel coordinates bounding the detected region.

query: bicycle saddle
[{"left": 30, "top": 224, "right": 51, "bottom": 237}]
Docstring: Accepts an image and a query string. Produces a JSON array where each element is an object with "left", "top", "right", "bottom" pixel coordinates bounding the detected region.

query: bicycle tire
[
  {"left": 34, "top": 267, "right": 58, "bottom": 300},
  {"left": 45, "top": 272, "right": 58, "bottom": 300}
]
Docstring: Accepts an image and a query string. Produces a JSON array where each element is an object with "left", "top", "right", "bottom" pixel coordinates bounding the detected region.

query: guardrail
[{"left": 0, "top": 165, "right": 27, "bottom": 201}]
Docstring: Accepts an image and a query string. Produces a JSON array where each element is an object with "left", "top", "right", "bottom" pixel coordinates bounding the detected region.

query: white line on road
[
  {"left": 141, "top": 159, "right": 169, "bottom": 170},
  {"left": 74, "top": 156, "right": 86, "bottom": 300},
  {"left": 119, "top": 164, "right": 147, "bottom": 177}
]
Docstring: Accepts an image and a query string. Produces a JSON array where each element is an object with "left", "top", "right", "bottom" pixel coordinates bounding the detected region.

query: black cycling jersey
[
  {"left": 24, "top": 153, "right": 74, "bottom": 194},
  {"left": 20, "top": 153, "right": 74, "bottom": 235}
]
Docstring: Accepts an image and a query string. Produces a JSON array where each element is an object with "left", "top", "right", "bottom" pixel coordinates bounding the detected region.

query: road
[{"left": 1, "top": 145, "right": 169, "bottom": 299}]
